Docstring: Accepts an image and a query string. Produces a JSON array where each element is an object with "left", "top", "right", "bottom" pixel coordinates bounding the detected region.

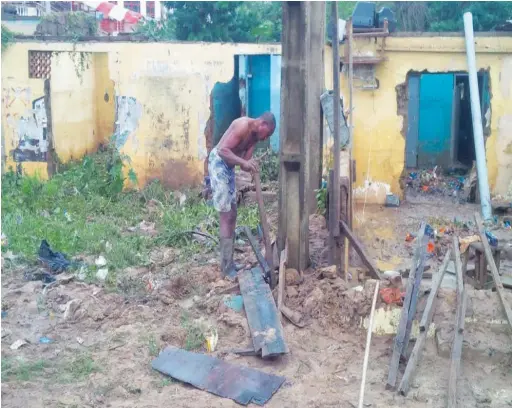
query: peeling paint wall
[
  {"left": 2, "top": 37, "right": 510, "bottom": 198},
  {"left": 1, "top": 41, "right": 280, "bottom": 187},
  {"left": 325, "top": 35, "right": 512, "bottom": 203}
]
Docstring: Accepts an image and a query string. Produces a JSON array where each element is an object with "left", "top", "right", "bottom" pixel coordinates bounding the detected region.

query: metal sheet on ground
[
  {"left": 152, "top": 346, "right": 286, "bottom": 406},
  {"left": 238, "top": 267, "right": 289, "bottom": 358}
]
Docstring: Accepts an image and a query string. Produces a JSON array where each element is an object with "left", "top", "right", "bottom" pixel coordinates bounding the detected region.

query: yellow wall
[
  {"left": 325, "top": 35, "right": 512, "bottom": 202},
  {"left": 2, "top": 37, "right": 511, "bottom": 199},
  {"left": 1, "top": 40, "right": 280, "bottom": 188}
]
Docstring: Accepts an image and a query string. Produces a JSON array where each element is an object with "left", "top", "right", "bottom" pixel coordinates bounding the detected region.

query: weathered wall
[
  {"left": 2, "top": 36, "right": 511, "bottom": 199},
  {"left": 1, "top": 40, "right": 280, "bottom": 188},
  {"left": 324, "top": 35, "right": 512, "bottom": 202}
]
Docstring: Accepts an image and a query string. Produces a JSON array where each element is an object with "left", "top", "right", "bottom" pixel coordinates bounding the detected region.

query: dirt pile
[{"left": 286, "top": 267, "right": 382, "bottom": 329}]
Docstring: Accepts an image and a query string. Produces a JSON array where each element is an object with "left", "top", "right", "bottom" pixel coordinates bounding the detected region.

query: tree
[{"left": 161, "top": 1, "right": 281, "bottom": 42}]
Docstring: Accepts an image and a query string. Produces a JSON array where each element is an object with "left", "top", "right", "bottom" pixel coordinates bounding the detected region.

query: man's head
[{"left": 255, "top": 112, "right": 276, "bottom": 141}]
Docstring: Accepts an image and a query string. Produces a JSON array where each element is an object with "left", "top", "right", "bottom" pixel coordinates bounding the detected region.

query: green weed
[
  {"left": 59, "top": 353, "right": 99, "bottom": 383},
  {"left": 2, "top": 358, "right": 49, "bottom": 382}
]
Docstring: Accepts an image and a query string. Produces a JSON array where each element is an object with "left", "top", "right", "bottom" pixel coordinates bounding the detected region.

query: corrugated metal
[
  {"left": 238, "top": 268, "right": 289, "bottom": 358},
  {"left": 152, "top": 346, "right": 286, "bottom": 406},
  {"left": 418, "top": 73, "right": 454, "bottom": 168}
]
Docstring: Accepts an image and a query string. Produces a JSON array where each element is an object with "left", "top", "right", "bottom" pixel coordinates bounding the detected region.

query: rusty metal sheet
[
  {"left": 152, "top": 346, "right": 286, "bottom": 406},
  {"left": 238, "top": 268, "right": 289, "bottom": 358}
]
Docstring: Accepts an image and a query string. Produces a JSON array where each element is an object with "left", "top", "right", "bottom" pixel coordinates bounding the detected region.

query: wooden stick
[
  {"left": 254, "top": 171, "right": 274, "bottom": 280},
  {"left": 398, "top": 248, "right": 452, "bottom": 396},
  {"left": 339, "top": 219, "right": 381, "bottom": 280},
  {"left": 447, "top": 289, "right": 468, "bottom": 408},
  {"left": 386, "top": 222, "right": 425, "bottom": 390},
  {"left": 452, "top": 236, "right": 463, "bottom": 297},
  {"left": 474, "top": 212, "right": 512, "bottom": 329},
  {"left": 419, "top": 249, "right": 451, "bottom": 332},
  {"left": 278, "top": 246, "right": 287, "bottom": 312},
  {"left": 358, "top": 280, "right": 380, "bottom": 408}
]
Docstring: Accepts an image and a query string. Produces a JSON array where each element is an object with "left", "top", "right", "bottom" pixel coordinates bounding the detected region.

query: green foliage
[
  {"left": 1, "top": 24, "right": 15, "bottom": 52},
  {"left": 259, "top": 148, "right": 279, "bottom": 184},
  {"left": 1, "top": 142, "right": 260, "bottom": 276},
  {"left": 315, "top": 187, "right": 327, "bottom": 216},
  {"left": 2, "top": 358, "right": 48, "bottom": 382},
  {"left": 152, "top": 1, "right": 281, "bottom": 42}
]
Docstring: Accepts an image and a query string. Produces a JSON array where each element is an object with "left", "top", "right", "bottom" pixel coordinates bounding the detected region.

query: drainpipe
[{"left": 463, "top": 12, "right": 492, "bottom": 220}]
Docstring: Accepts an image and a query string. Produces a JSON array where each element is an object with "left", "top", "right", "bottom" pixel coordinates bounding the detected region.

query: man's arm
[{"left": 243, "top": 144, "right": 255, "bottom": 161}]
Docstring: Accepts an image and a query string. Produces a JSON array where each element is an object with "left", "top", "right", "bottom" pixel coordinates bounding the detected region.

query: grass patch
[
  {"left": 2, "top": 357, "right": 49, "bottom": 382},
  {"left": 58, "top": 353, "right": 100, "bottom": 383},
  {"left": 180, "top": 312, "right": 206, "bottom": 351},
  {"left": 147, "top": 334, "right": 159, "bottom": 357},
  {"left": 1, "top": 146, "right": 260, "bottom": 284}
]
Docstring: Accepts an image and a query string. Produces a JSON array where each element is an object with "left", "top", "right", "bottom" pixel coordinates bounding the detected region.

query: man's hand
[{"left": 241, "top": 159, "right": 258, "bottom": 174}]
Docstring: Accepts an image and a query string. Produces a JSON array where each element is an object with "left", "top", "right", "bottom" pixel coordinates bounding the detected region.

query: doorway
[{"left": 405, "top": 71, "right": 490, "bottom": 170}]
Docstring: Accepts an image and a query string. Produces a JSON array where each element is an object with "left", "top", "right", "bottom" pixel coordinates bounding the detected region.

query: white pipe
[{"left": 463, "top": 12, "right": 492, "bottom": 220}]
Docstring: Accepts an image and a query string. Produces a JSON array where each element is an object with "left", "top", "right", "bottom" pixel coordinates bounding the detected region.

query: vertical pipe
[
  {"left": 332, "top": 2, "right": 341, "bottom": 238},
  {"left": 463, "top": 12, "right": 492, "bottom": 220}
]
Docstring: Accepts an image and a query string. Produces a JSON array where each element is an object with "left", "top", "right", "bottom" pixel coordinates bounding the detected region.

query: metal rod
[
  {"left": 463, "top": 12, "right": 492, "bottom": 220},
  {"left": 331, "top": 2, "right": 341, "bottom": 240}
]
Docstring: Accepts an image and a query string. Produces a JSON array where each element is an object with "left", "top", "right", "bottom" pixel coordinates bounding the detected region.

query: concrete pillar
[
  {"left": 155, "top": 0, "right": 162, "bottom": 20},
  {"left": 278, "top": 2, "right": 311, "bottom": 271},
  {"left": 308, "top": 2, "right": 326, "bottom": 213},
  {"left": 140, "top": 0, "right": 147, "bottom": 17}
]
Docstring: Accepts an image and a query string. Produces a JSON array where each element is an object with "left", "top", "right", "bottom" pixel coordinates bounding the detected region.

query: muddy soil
[{"left": 2, "top": 198, "right": 511, "bottom": 408}]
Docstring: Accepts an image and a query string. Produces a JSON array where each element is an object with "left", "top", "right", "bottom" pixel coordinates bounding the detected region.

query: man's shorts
[{"left": 208, "top": 147, "right": 236, "bottom": 212}]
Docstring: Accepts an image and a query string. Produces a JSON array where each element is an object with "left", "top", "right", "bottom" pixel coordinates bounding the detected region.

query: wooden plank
[
  {"left": 419, "top": 249, "right": 452, "bottom": 331},
  {"left": 243, "top": 226, "right": 272, "bottom": 285},
  {"left": 474, "top": 212, "right": 512, "bottom": 329},
  {"left": 238, "top": 268, "right": 289, "bottom": 358},
  {"left": 398, "top": 247, "right": 452, "bottom": 396},
  {"left": 386, "top": 222, "right": 425, "bottom": 390},
  {"left": 358, "top": 281, "right": 380, "bottom": 408},
  {"left": 401, "top": 229, "right": 429, "bottom": 358},
  {"left": 339, "top": 219, "right": 381, "bottom": 280},
  {"left": 447, "top": 289, "right": 468, "bottom": 408}
]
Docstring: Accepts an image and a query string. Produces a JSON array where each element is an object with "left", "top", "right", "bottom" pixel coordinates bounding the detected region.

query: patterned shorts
[{"left": 208, "top": 147, "right": 236, "bottom": 212}]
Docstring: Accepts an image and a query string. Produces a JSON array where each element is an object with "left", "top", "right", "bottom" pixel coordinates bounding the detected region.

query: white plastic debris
[
  {"left": 95, "top": 256, "right": 107, "bottom": 267},
  {"left": 96, "top": 268, "right": 109, "bottom": 281},
  {"left": 10, "top": 339, "right": 27, "bottom": 350}
]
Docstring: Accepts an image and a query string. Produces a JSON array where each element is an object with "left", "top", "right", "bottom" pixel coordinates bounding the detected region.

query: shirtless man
[{"left": 208, "top": 112, "right": 276, "bottom": 277}]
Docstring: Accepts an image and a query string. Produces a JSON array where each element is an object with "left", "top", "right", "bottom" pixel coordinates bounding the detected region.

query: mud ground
[{"left": 2, "top": 196, "right": 512, "bottom": 408}]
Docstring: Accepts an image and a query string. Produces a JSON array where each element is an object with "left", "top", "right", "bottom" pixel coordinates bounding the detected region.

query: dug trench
[{"left": 2, "top": 187, "right": 512, "bottom": 407}]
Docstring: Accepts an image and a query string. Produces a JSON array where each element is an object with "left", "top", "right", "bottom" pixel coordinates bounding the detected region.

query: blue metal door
[
  {"left": 248, "top": 55, "right": 271, "bottom": 150},
  {"left": 418, "top": 73, "right": 454, "bottom": 168}
]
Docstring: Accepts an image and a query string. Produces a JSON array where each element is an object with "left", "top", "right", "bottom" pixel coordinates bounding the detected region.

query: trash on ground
[
  {"left": 1, "top": 311, "right": 7, "bottom": 319},
  {"left": 96, "top": 268, "right": 109, "bottom": 281},
  {"left": 76, "top": 337, "right": 84, "bottom": 345},
  {"left": 380, "top": 287, "right": 404, "bottom": 305},
  {"left": 39, "top": 336, "right": 53, "bottom": 344},
  {"left": 405, "top": 233, "right": 415, "bottom": 243},
  {"left": 24, "top": 270, "right": 56, "bottom": 285},
  {"left": 10, "top": 339, "right": 28, "bottom": 350},
  {"left": 485, "top": 230, "right": 498, "bottom": 247},
  {"left": 38, "top": 240, "right": 71, "bottom": 273},
  {"left": 205, "top": 328, "right": 218, "bottom": 352},
  {"left": 152, "top": 346, "right": 286, "bottom": 406},
  {"left": 385, "top": 194, "right": 400, "bottom": 208},
  {"left": 95, "top": 256, "right": 107, "bottom": 267},
  {"left": 223, "top": 295, "right": 244, "bottom": 313},
  {"left": 459, "top": 235, "right": 480, "bottom": 253},
  {"left": 427, "top": 241, "right": 435, "bottom": 254}
]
